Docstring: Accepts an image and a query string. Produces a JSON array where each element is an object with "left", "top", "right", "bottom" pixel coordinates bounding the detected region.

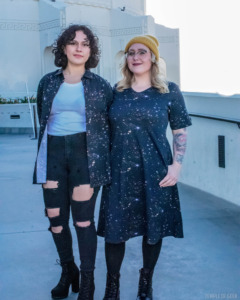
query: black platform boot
[
  {"left": 136, "top": 268, "right": 154, "bottom": 300},
  {"left": 51, "top": 261, "right": 79, "bottom": 299},
  {"left": 103, "top": 273, "right": 120, "bottom": 300},
  {"left": 77, "top": 271, "right": 95, "bottom": 300}
]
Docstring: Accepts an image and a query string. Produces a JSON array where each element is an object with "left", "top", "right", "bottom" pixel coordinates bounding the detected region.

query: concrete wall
[
  {"left": 156, "top": 24, "right": 180, "bottom": 86},
  {"left": 0, "top": 0, "right": 41, "bottom": 98},
  {"left": 111, "top": 0, "right": 145, "bottom": 16},
  {"left": 178, "top": 93, "right": 240, "bottom": 206},
  {"left": 38, "top": 0, "right": 66, "bottom": 76},
  {"left": 0, "top": 104, "right": 38, "bottom": 134}
]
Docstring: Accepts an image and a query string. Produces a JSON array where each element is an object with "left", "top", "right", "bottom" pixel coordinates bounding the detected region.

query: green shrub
[{"left": 0, "top": 95, "right": 36, "bottom": 104}]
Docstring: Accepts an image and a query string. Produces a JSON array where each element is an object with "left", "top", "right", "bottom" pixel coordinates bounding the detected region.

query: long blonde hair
[{"left": 117, "top": 53, "right": 169, "bottom": 94}]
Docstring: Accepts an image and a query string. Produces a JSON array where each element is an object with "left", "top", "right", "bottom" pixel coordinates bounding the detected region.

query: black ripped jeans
[{"left": 43, "top": 132, "right": 99, "bottom": 271}]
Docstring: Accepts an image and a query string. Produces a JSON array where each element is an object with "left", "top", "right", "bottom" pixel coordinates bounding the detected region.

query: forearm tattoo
[{"left": 173, "top": 129, "right": 187, "bottom": 164}]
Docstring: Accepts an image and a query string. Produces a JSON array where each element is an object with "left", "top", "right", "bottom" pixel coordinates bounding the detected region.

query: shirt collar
[{"left": 55, "top": 68, "right": 93, "bottom": 79}]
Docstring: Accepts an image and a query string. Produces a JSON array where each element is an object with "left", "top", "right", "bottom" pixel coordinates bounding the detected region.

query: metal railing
[{"left": 189, "top": 113, "right": 240, "bottom": 129}]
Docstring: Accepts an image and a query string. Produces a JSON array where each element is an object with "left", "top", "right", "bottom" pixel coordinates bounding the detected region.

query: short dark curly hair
[{"left": 52, "top": 25, "right": 100, "bottom": 70}]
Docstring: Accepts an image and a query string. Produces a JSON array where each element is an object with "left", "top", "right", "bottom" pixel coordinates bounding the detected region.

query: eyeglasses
[{"left": 126, "top": 49, "right": 150, "bottom": 59}]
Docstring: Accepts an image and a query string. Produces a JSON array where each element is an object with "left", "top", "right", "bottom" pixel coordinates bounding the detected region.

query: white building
[{"left": 0, "top": 0, "right": 180, "bottom": 98}]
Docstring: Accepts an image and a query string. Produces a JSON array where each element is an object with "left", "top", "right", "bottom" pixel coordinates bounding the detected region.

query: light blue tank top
[{"left": 47, "top": 81, "right": 86, "bottom": 136}]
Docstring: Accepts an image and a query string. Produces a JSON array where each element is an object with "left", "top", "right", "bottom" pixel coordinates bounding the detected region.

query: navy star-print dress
[{"left": 97, "top": 82, "right": 192, "bottom": 244}]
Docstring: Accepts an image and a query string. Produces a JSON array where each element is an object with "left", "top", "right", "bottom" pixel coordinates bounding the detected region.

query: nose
[
  {"left": 76, "top": 44, "right": 82, "bottom": 51},
  {"left": 132, "top": 53, "right": 139, "bottom": 60}
]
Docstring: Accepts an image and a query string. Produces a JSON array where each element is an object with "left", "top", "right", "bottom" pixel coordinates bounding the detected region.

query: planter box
[{"left": 0, "top": 103, "right": 39, "bottom": 134}]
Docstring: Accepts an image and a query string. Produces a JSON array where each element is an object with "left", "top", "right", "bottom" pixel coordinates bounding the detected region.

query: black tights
[{"left": 105, "top": 236, "right": 162, "bottom": 274}]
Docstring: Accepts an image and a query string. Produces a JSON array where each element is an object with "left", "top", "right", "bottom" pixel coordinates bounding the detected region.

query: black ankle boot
[
  {"left": 103, "top": 273, "right": 120, "bottom": 300},
  {"left": 136, "top": 268, "right": 153, "bottom": 300},
  {"left": 51, "top": 261, "right": 79, "bottom": 299},
  {"left": 77, "top": 271, "right": 95, "bottom": 300}
]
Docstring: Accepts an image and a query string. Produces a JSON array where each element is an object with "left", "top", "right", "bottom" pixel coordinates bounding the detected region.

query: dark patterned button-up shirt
[{"left": 33, "top": 69, "right": 113, "bottom": 187}]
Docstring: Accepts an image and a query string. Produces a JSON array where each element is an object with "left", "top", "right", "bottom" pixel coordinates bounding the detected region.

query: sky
[{"left": 146, "top": 0, "right": 240, "bottom": 95}]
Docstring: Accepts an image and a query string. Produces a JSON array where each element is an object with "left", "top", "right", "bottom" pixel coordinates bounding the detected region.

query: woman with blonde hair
[{"left": 98, "top": 35, "right": 192, "bottom": 299}]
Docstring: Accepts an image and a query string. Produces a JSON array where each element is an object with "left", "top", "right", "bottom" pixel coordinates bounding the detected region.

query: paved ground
[{"left": 0, "top": 134, "right": 239, "bottom": 300}]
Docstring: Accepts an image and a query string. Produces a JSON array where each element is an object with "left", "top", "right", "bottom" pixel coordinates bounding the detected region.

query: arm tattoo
[{"left": 173, "top": 129, "right": 187, "bottom": 164}]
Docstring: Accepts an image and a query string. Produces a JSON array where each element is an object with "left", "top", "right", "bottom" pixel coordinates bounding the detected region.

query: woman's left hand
[{"left": 159, "top": 163, "right": 182, "bottom": 187}]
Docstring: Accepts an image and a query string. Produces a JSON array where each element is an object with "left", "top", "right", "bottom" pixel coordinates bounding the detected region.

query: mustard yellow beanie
[{"left": 124, "top": 35, "right": 160, "bottom": 61}]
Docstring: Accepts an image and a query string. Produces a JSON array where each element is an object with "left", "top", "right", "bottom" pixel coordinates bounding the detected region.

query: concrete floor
[{"left": 0, "top": 134, "right": 239, "bottom": 300}]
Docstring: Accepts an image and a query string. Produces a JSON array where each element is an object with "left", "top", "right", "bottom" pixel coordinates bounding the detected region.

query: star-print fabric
[
  {"left": 33, "top": 69, "right": 113, "bottom": 187},
  {"left": 98, "top": 82, "right": 192, "bottom": 244}
]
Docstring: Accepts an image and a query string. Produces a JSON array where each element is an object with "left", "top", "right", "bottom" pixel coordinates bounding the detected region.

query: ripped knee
[
  {"left": 46, "top": 208, "right": 60, "bottom": 218},
  {"left": 76, "top": 221, "right": 91, "bottom": 227},
  {"left": 72, "top": 184, "right": 93, "bottom": 201},
  {"left": 50, "top": 226, "right": 63, "bottom": 233},
  {"left": 46, "top": 208, "right": 62, "bottom": 232},
  {"left": 43, "top": 180, "right": 59, "bottom": 189}
]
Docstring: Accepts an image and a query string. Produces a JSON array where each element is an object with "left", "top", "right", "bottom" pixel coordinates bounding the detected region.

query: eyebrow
[{"left": 128, "top": 48, "right": 147, "bottom": 52}]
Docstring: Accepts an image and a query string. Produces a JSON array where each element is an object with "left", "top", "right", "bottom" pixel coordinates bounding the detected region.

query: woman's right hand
[{"left": 159, "top": 163, "right": 181, "bottom": 187}]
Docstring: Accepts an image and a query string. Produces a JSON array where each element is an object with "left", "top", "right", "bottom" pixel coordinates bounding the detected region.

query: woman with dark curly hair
[{"left": 33, "top": 25, "right": 112, "bottom": 300}]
